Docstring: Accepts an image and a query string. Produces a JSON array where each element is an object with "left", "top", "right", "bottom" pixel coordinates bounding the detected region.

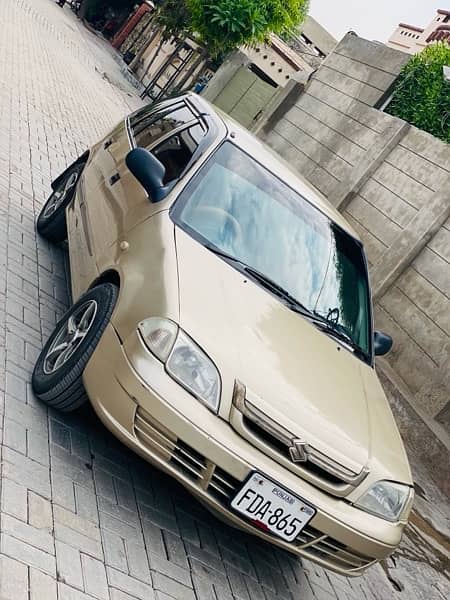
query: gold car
[{"left": 33, "top": 92, "right": 413, "bottom": 575}]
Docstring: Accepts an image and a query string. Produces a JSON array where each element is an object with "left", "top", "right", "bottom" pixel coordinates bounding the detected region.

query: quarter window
[
  {"left": 130, "top": 102, "right": 196, "bottom": 149},
  {"left": 152, "top": 124, "right": 205, "bottom": 184}
]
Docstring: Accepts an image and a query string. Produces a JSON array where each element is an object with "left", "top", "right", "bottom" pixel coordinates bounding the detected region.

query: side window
[
  {"left": 131, "top": 103, "right": 196, "bottom": 149},
  {"left": 152, "top": 124, "right": 205, "bottom": 184}
]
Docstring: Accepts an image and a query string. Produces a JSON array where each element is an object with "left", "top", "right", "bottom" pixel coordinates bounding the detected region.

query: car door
[
  {"left": 66, "top": 119, "right": 130, "bottom": 299},
  {"left": 85, "top": 101, "right": 202, "bottom": 272},
  {"left": 66, "top": 176, "right": 100, "bottom": 300}
]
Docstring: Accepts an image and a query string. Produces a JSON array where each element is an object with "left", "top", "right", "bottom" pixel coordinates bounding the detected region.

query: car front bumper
[{"left": 83, "top": 324, "right": 404, "bottom": 575}]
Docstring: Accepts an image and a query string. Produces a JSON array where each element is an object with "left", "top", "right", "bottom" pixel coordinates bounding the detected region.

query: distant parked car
[{"left": 33, "top": 92, "right": 413, "bottom": 575}]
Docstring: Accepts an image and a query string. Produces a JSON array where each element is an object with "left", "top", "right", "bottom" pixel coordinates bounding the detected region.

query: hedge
[{"left": 385, "top": 42, "right": 450, "bottom": 144}]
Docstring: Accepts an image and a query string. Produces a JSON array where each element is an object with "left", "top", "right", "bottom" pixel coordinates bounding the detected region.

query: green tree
[
  {"left": 152, "top": 0, "right": 192, "bottom": 40},
  {"left": 386, "top": 42, "right": 450, "bottom": 144},
  {"left": 155, "top": 0, "right": 309, "bottom": 57}
]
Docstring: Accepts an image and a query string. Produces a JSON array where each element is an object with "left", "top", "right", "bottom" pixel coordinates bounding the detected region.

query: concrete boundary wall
[{"left": 256, "top": 34, "right": 450, "bottom": 496}]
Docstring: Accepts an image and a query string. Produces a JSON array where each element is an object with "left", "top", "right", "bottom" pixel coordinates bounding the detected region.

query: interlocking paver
[
  {"left": 152, "top": 572, "right": 197, "bottom": 600},
  {"left": 1, "top": 512, "right": 54, "bottom": 555},
  {"left": 1, "top": 478, "right": 28, "bottom": 521},
  {"left": 54, "top": 522, "right": 104, "bottom": 560},
  {"left": 56, "top": 539, "right": 84, "bottom": 590},
  {"left": 303, "top": 564, "right": 337, "bottom": 598},
  {"left": 163, "top": 530, "right": 190, "bottom": 571},
  {"left": 2, "top": 532, "right": 56, "bottom": 576},
  {"left": 107, "top": 566, "right": 156, "bottom": 600},
  {"left": 28, "top": 428, "right": 51, "bottom": 465},
  {"left": 110, "top": 589, "right": 143, "bottom": 600},
  {"left": 124, "top": 539, "right": 152, "bottom": 584},
  {"left": 30, "top": 568, "right": 58, "bottom": 600},
  {"left": 28, "top": 492, "right": 53, "bottom": 532},
  {"left": 102, "top": 529, "right": 129, "bottom": 574},
  {"left": 225, "top": 565, "right": 253, "bottom": 600},
  {"left": 0, "top": 2, "right": 445, "bottom": 600},
  {"left": 58, "top": 582, "right": 100, "bottom": 600},
  {"left": 2, "top": 446, "right": 51, "bottom": 498},
  {"left": 81, "top": 554, "right": 110, "bottom": 600},
  {"left": 75, "top": 483, "right": 100, "bottom": 523},
  {"left": 150, "top": 551, "right": 192, "bottom": 588},
  {"left": 0, "top": 555, "right": 29, "bottom": 600}
]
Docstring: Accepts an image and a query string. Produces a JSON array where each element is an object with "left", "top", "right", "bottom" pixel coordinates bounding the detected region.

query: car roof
[{"left": 185, "top": 92, "right": 360, "bottom": 242}]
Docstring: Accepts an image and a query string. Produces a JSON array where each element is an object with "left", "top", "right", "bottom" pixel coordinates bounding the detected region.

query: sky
[{"left": 309, "top": 0, "right": 442, "bottom": 43}]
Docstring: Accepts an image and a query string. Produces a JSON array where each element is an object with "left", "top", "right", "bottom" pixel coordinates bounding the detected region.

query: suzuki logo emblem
[{"left": 289, "top": 439, "right": 310, "bottom": 463}]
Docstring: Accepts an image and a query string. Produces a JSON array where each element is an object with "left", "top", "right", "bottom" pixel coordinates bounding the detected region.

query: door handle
[
  {"left": 104, "top": 139, "right": 113, "bottom": 149},
  {"left": 109, "top": 173, "right": 121, "bottom": 185}
]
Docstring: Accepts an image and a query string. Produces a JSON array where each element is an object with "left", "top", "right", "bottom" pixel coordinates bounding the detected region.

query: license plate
[{"left": 231, "top": 472, "right": 316, "bottom": 542}]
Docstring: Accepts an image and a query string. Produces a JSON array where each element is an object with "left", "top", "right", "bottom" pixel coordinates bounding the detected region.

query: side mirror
[
  {"left": 125, "top": 148, "right": 168, "bottom": 202},
  {"left": 374, "top": 330, "right": 393, "bottom": 356}
]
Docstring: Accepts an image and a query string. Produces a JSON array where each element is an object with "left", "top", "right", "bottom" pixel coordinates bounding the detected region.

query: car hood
[{"left": 174, "top": 227, "right": 411, "bottom": 482}]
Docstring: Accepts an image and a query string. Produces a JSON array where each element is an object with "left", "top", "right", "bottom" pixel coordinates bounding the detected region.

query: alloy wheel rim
[
  {"left": 43, "top": 300, "right": 98, "bottom": 375},
  {"left": 43, "top": 170, "right": 79, "bottom": 219}
]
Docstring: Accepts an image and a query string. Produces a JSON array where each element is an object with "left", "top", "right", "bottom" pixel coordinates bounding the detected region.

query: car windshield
[{"left": 172, "top": 142, "right": 372, "bottom": 359}]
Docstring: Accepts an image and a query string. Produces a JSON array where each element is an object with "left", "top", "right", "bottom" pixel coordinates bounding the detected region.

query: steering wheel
[{"left": 189, "top": 206, "right": 243, "bottom": 244}]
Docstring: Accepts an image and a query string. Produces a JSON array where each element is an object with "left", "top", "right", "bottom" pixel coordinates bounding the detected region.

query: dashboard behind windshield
[{"left": 171, "top": 141, "right": 373, "bottom": 360}]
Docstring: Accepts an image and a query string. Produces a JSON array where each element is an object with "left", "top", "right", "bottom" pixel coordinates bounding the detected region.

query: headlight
[
  {"left": 138, "top": 318, "right": 221, "bottom": 413},
  {"left": 167, "top": 330, "right": 221, "bottom": 413},
  {"left": 355, "top": 481, "right": 412, "bottom": 522}
]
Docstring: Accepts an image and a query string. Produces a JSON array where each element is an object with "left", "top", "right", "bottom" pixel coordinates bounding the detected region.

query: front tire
[
  {"left": 32, "top": 283, "right": 118, "bottom": 412},
  {"left": 37, "top": 162, "right": 84, "bottom": 243}
]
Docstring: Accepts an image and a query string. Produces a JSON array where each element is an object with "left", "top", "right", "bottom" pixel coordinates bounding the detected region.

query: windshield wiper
[
  {"left": 204, "top": 244, "right": 369, "bottom": 360},
  {"left": 311, "top": 316, "right": 353, "bottom": 345},
  {"left": 244, "top": 266, "right": 323, "bottom": 319},
  {"left": 204, "top": 244, "right": 320, "bottom": 319},
  {"left": 203, "top": 244, "right": 245, "bottom": 267},
  {"left": 311, "top": 314, "right": 368, "bottom": 359}
]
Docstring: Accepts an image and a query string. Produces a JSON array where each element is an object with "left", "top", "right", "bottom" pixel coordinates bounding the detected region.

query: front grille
[
  {"left": 295, "top": 526, "right": 374, "bottom": 570},
  {"left": 171, "top": 440, "right": 207, "bottom": 482},
  {"left": 243, "top": 417, "right": 343, "bottom": 486},
  {"left": 134, "top": 407, "right": 372, "bottom": 573},
  {"left": 134, "top": 407, "right": 238, "bottom": 505},
  {"left": 234, "top": 392, "right": 368, "bottom": 497},
  {"left": 208, "top": 466, "right": 240, "bottom": 503}
]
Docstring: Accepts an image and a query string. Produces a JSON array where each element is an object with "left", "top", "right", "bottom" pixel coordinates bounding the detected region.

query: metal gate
[
  {"left": 211, "top": 66, "right": 279, "bottom": 129},
  {"left": 141, "top": 39, "right": 207, "bottom": 102}
]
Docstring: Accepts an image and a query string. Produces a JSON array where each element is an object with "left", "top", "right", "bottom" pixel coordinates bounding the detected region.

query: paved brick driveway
[{"left": 0, "top": 2, "right": 448, "bottom": 600}]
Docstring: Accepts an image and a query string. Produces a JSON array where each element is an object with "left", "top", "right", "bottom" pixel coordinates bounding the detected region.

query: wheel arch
[
  {"left": 88, "top": 269, "right": 121, "bottom": 291},
  {"left": 51, "top": 150, "right": 90, "bottom": 191}
]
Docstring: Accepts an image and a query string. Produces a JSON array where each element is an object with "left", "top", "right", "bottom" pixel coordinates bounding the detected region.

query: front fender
[{"left": 96, "top": 211, "right": 180, "bottom": 344}]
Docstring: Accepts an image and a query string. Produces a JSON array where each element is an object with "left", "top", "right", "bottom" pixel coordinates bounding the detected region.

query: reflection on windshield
[{"left": 172, "top": 142, "right": 371, "bottom": 356}]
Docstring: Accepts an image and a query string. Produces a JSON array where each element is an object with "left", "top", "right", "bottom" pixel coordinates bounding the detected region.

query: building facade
[
  {"left": 234, "top": 15, "right": 337, "bottom": 89},
  {"left": 287, "top": 15, "right": 338, "bottom": 69},
  {"left": 387, "top": 8, "right": 450, "bottom": 54}
]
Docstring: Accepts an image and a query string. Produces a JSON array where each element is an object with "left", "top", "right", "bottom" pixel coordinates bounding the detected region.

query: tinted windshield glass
[{"left": 172, "top": 142, "right": 372, "bottom": 356}]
